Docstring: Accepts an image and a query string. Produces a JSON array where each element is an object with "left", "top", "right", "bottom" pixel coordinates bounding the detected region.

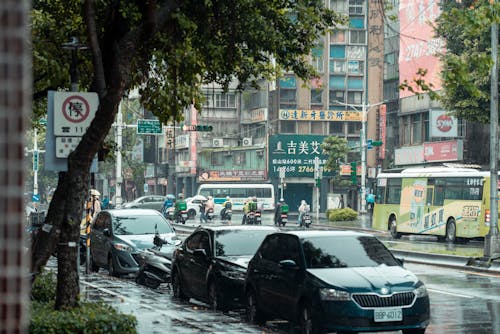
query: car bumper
[{"left": 317, "top": 296, "right": 430, "bottom": 332}]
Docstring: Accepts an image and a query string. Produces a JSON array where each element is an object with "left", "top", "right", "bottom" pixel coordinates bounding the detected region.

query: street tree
[
  {"left": 30, "top": 0, "right": 344, "bottom": 309},
  {"left": 321, "top": 136, "right": 350, "bottom": 177}
]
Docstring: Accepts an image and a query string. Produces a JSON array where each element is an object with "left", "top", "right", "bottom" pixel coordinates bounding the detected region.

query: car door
[
  {"left": 90, "top": 212, "right": 109, "bottom": 266},
  {"left": 188, "top": 231, "right": 212, "bottom": 299},
  {"left": 271, "top": 235, "right": 305, "bottom": 319},
  {"left": 176, "top": 232, "right": 203, "bottom": 297}
]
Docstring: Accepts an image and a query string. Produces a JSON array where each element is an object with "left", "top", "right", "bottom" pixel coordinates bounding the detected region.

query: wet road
[{"left": 77, "top": 259, "right": 500, "bottom": 334}]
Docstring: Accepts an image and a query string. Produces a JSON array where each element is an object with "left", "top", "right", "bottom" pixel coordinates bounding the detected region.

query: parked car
[
  {"left": 120, "top": 195, "right": 167, "bottom": 211},
  {"left": 171, "top": 225, "right": 278, "bottom": 311},
  {"left": 89, "top": 209, "right": 178, "bottom": 276},
  {"left": 245, "top": 230, "right": 430, "bottom": 334}
]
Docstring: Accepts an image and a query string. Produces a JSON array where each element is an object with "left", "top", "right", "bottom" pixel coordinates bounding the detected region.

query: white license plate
[
  {"left": 182, "top": 214, "right": 188, "bottom": 218},
  {"left": 374, "top": 308, "right": 403, "bottom": 322}
]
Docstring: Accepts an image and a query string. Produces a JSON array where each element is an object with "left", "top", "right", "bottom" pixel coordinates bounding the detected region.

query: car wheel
[
  {"left": 297, "top": 303, "right": 320, "bottom": 334},
  {"left": 188, "top": 209, "right": 196, "bottom": 219},
  {"left": 172, "top": 269, "right": 188, "bottom": 301},
  {"left": 108, "top": 255, "right": 118, "bottom": 277},
  {"left": 246, "top": 289, "right": 266, "bottom": 325},
  {"left": 445, "top": 219, "right": 456, "bottom": 243},
  {"left": 389, "top": 217, "right": 401, "bottom": 239}
]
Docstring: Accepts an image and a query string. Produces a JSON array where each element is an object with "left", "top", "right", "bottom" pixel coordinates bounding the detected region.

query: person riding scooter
[
  {"left": 174, "top": 193, "right": 188, "bottom": 223},
  {"left": 205, "top": 196, "right": 215, "bottom": 222},
  {"left": 274, "top": 198, "right": 289, "bottom": 226},
  {"left": 221, "top": 196, "right": 233, "bottom": 223}
]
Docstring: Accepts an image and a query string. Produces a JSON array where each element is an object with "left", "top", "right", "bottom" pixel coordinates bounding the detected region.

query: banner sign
[
  {"left": 279, "top": 109, "right": 362, "bottom": 122},
  {"left": 198, "top": 169, "right": 266, "bottom": 182},
  {"left": 268, "top": 134, "right": 334, "bottom": 177}
]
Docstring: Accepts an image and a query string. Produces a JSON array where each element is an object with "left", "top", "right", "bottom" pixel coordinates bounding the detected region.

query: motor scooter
[
  {"left": 300, "top": 206, "right": 312, "bottom": 228},
  {"left": 175, "top": 209, "right": 188, "bottom": 224},
  {"left": 135, "top": 233, "right": 181, "bottom": 289},
  {"left": 206, "top": 208, "right": 215, "bottom": 223},
  {"left": 221, "top": 208, "right": 232, "bottom": 224}
]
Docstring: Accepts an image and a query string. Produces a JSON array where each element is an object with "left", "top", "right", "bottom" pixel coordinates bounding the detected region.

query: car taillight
[{"left": 485, "top": 209, "right": 490, "bottom": 223}]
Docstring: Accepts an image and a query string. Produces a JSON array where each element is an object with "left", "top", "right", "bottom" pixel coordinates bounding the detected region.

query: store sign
[
  {"left": 198, "top": 169, "right": 266, "bottom": 182},
  {"left": 395, "top": 145, "right": 424, "bottom": 165},
  {"left": 242, "top": 108, "right": 267, "bottom": 123},
  {"left": 424, "top": 140, "right": 463, "bottom": 162},
  {"left": 269, "top": 134, "right": 334, "bottom": 177},
  {"left": 430, "top": 110, "right": 458, "bottom": 138},
  {"left": 279, "top": 109, "right": 362, "bottom": 122}
]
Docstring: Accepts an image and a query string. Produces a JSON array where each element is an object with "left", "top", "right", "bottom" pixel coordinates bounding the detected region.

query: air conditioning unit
[
  {"left": 213, "top": 138, "right": 223, "bottom": 147},
  {"left": 242, "top": 137, "right": 253, "bottom": 146}
]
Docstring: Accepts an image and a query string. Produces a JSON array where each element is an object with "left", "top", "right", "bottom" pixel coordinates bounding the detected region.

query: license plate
[
  {"left": 182, "top": 214, "right": 187, "bottom": 218},
  {"left": 374, "top": 308, "right": 402, "bottom": 322}
]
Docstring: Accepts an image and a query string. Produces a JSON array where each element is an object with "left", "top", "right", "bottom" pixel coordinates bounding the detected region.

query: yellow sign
[{"left": 279, "top": 109, "right": 362, "bottom": 122}]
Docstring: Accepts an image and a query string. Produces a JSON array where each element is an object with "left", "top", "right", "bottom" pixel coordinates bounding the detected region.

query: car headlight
[
  {"left": 113, "top": 243, "right": 134, "bottom": 252},
  {"left": 220, "top": 269, "right": 246, "bottom": 281},
  {"left": 413, "top": 285, "right": 428, "bottom": 298},
  {"left": 319, "top": 288, "right": 351, "bottom": 301}
]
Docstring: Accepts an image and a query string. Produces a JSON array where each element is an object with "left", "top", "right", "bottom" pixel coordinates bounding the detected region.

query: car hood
[
  {"left": 117, "top": 233, "right": 177, "bottom": 251},
  {"left": 308, "top": 265, "right": 419, "bottom": 292},
  {"left": 217, "top": 255, "right": 253, "bottom": 269}
]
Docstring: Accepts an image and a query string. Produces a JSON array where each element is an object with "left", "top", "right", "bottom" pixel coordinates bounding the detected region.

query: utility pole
[
  {"left": 360, "top": 103, "right": 367, "bottom": 214},
  {"left": 115, "top": 100, "right": 124, "bottom": 207},
  {"left": 486, "top": 0, "right": 500, "bottom": 258}
]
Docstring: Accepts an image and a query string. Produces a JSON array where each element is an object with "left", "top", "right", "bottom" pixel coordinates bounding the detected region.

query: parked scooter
[{"left": 135, "top": 233, "right": 181, "bottom": 289}]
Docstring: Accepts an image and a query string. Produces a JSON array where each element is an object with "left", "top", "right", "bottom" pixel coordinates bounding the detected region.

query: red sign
[
  {"left": 378, "top": 105, "right": 386, "bottom": 159},
  {"left": 436, "top": 114, "right": 453, "bottom": 132},
  {"left": 424, "top": 140, "right": 463, "bottom": 162}
]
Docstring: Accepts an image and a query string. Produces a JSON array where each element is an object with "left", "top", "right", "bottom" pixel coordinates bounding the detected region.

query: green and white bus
[
  {"left": 197, "top": 183, "right": 275, "bottom": 211},
  {"left": 372, "top": 167, "right": 494, "bottom": 242}
]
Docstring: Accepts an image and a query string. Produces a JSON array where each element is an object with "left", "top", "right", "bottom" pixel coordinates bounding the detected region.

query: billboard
[
  {"left": 399, "top": 0, "right": 445, "bottom": 98},
  {"left": 430, "top": 109, "right": 458, "bottom": 138}
]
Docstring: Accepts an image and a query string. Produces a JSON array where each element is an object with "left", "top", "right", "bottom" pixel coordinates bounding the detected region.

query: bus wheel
[
  {"left": 389, "top": 218, "right": 401, "bottom": 239},
  {"left": 445, "top": 219, "right": 456, "bottom": 243}
]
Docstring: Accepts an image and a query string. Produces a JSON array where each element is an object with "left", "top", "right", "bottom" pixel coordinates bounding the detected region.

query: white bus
[{"left": 197, "top": 183, "right": 275, "bottom": 211}]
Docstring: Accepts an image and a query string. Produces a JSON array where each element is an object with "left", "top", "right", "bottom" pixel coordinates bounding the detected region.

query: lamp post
[
  {"left": 62, "top": 37, "right": 88, "bottom": 91},
  {"left": 333, "top": 100, "right": 386, "bottom": 213}
]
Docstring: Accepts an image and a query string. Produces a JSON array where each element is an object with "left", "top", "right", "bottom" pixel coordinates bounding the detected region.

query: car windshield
[
  {"left": 302, "top": 236, "right": 399, "bottom": 268},
  {"left": 215, "top": 229, "right": 272, "bottom": 256},
  {"left": 112, "top": 214, "right": 174, "bottom": 235}
]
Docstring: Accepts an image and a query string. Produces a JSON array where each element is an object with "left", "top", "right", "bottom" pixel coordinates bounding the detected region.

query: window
[
  {"left": 280, "top": 89, "right": 296, "bottom": 105},
  {"left": 350, "top": 30, "right": 366, "bottom": 44},
  {"left": 311, "top": 122, "right": 323, "bottom": 134},
  {"left": 349, "top": 0, "right": 364, "bottom": 14},
  {"left": 347, "top": 91, "right": 363, "bottom": 104},
  {"left": 347, "top": 78, "right": 363, "bottom": 89},
  {"left": 330, "top": 29, "right": 346, "bottom": 43},
  {"left": 330, "top": 45, "right": 346, "bottom": 58},
  {"left": 349, "top": 17, "right": 365, "bottom": 29},
  {"left": 329, "top": 60, "right": 346, "bottom": 73},
  {"left": 329, "top": 75, "right": 346, "bottom": 89},
  {"left": 311, "top": 89, "right": 323, "bottom": 104},
  {"left": 386, "top": 178, "right": 402, "bottom": 204},
  {"left": 215, "top": 93, "right": 236, "bottom": 108},
  {"left": 233, "top": 151, "right": 246, "bottom": 165},
  {"left": 280, "top": 120, "right": 296, "bottom": 133},
  {"left": 329, "top": 90, "right": 345, "bottom": 104},
  {"left": 312, "top": 56, "right": 324, "bottom": 72},
  {"left": 412, "top": 114, "right": 422, "bottom": 143},
  {"left": 347, "top": 122, "right": 361, "bottom": 135},
  {"left": 211, "top": 152, "right": 223, "bottom": 166},
  {"left": 347, "top": 60, "right": 364, "bottom": 74},
  {"left": 330, "top": 0, "right": 347, "bottom": 12},
  {"left": 329, "top": 122, "right": 344, "bottom": 135}
]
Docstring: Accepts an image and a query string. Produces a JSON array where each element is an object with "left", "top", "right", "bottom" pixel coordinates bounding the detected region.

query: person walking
[{"left": 199, "top": 200, "right": 207, "bottom": 224}]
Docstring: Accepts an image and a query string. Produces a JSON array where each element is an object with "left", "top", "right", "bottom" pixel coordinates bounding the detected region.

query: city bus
[
  {"left": 197, "top": 183, "right": 275, "bottom": 211},
  {"left": 372, "top": 167, "right": 494, "bottom": 243}
]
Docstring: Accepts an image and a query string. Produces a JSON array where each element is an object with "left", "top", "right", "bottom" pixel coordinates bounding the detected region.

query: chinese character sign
[{"left": 268, "top": 134, "right": 334, "bottom": 177}]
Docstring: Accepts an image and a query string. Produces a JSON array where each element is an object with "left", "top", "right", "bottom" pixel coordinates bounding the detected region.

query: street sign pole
[
  {"left": 279, "top": 167, "right": 286, "bottom": 200},
  {"left": 314, "top": 157, "right": 320, "bottom": 222}
]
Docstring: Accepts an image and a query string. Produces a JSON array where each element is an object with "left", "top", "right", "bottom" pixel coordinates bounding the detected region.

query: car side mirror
[
  {"left": 103, "top": 228, "right": 111, "bottom": 237},
  {"left": 396, "top": 257, "right": 404, "bottom": 266},
  {"left": 193, "top": 248, "right": 207, "bottom": 257},
  {"left": 279, "top": 259, "right": 299, "bottom": 270}
]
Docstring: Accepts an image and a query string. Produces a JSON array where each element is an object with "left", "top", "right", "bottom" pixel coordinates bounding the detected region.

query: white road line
[{"left": 427, "top": 288, "right": 474, "bottom": 299}]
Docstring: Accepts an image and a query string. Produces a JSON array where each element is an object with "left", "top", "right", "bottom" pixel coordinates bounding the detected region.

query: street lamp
[
  {"left": 333, "top": 100, "right": 386, "bottom": 214},
  {"left": 62, "top": 37, "right": 88, "bottom": 92}
]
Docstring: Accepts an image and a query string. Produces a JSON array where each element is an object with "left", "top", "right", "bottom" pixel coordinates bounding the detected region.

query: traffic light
[{"left": 350, "top": 161, "right": 357, "bottom": 185}]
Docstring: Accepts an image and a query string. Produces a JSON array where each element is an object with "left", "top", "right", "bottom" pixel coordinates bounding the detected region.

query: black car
[
  {"left": 171, "top": 225, "right": 278, "bottom": 311},
  {"left": 89, "top": 209, "right": 178, "bottom": 276},
  {"left": 245, "top": 230, "right": 430, "bottom": 334}
]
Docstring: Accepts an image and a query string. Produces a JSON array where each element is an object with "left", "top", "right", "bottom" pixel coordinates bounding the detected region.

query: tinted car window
[
  {"left": 215, "top": 229, "right": 273, "bottom": 256},
  {"left": 112, "top": 213, "right": 174, "bottom": 235},
  {"left": 186, "top": 233, "right": 202, "bottom": 251},
  {"left": 302, "top": 236, "right": 399, "bottom": 268}
]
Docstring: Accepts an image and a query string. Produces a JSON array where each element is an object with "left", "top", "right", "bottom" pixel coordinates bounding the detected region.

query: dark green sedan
[{"left": 245, "top": 230, "right": 430, "bottom": 334}]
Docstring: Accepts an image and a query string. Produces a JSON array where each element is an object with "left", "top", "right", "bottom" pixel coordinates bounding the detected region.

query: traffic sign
[
  {"left": 32, "top": 194, "right": 40, "bottom": 202},
  {"left": 137, "top": 119, "right": 162, "bottom": 135},
  {"left": 53, "top": 92, "right": 99, "bottom": 136}
]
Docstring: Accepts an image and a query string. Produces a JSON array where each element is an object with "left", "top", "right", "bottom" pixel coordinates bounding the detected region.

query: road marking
[{"left": 427, "top": 288, "right": 474, "bottom": 299}]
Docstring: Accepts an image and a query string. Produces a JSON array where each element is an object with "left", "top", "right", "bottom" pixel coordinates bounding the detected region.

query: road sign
[
  {"left": 137, "top": 119, "right": 162, "bottom": 135},
  {"left": 53, "top": 92, "right": 99, "bottom": 136},
  {"left": 32, "top": 194, "right": 40, "bottom": 202}
]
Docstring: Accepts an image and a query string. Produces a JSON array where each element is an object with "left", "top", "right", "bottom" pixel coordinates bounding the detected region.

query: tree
[
  {"left": 320, "top": 136, "right": 350, "bottom": 178},
  {"left": 30, "top": 0, "right": 344, "bottom": 309}
]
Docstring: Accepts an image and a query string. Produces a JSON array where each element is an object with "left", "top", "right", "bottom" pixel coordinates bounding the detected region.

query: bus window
[
  {"left": 230, "top": 188, "right": 246, "bottom": 198},
  {"left": 375, "top": 185, "right": 385, "bottom": 204},
  {"left": 434, "top": 179, "right": 445, "bottom": 206},
  {"left": 426, "top": 186, "right": 433, "bottom": 206},
  {"left": 386, "top": 179, "right": 402, "bottom": 204}
]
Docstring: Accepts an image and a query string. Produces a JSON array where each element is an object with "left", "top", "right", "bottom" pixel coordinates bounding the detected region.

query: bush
[
  {"left": 30, "top": 269, "right": 137, "bottom": 334},
  {"left": 328, "top": 208, "right": 358, "bottom": 221},
  {"left": 30, "top": 301, "right": 137, "bottom": 334}
]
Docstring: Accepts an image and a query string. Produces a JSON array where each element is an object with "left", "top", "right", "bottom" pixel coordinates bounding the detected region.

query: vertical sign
[
  {"left": 379, "top": 104, "right": 387, "bottom": 159},
  {"left": 190, "top": 104, "right": 197, "bottom": 175}
]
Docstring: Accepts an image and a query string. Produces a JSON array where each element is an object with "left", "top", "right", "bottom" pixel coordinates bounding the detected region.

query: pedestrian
[
  {"left": 86, "top": 189, "right": 101, "bottom": 222},
  {"left": 102, "top": 195, "right": 110, "bottom": 210},
  {"left": 366, "top": 192, "right": 376, "bottom": 211},
  {"left": 199, "top": 200, "right": 207, "bottom": 224}
]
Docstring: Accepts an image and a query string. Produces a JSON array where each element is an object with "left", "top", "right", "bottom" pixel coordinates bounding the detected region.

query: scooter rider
[
  {"left": 298, "top": 199, "right": 308, "bottom": 226},
  {"left": 274, "top": 198, "right": 287, "bottom": 226},
  {"left": 221, "top": 196, "right": 232, "bottom": 219},
  {"left": 174, "top": 193, "right": 187, "bottom": 219},
  {"left": 242, "top": 196, "right": 252, "bottom": 224}
]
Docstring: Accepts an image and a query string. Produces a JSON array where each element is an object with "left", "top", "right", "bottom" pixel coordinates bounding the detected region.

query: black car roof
[
  {"left": 194, "top": 224, "right": 279, "bottom": 232},
  {"left": 271, "top": 230, "right": 371, "bottom": 238}
]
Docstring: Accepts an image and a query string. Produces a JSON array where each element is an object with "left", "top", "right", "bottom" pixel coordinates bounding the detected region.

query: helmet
[
  {"left": 208, "top": 195, "right": 213, "bottom": 200},
  {"left": 279, "top": 198, "right": 285, "bottom": 203},
  {"left": 252, "top": 196, "right": 257, "bottom": 201},
  {"left": 226, "top": 196, "right": 230, "bottom": 200},
  {"left": 178, "top": 193, "right": 184, "bottom": 199}
]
